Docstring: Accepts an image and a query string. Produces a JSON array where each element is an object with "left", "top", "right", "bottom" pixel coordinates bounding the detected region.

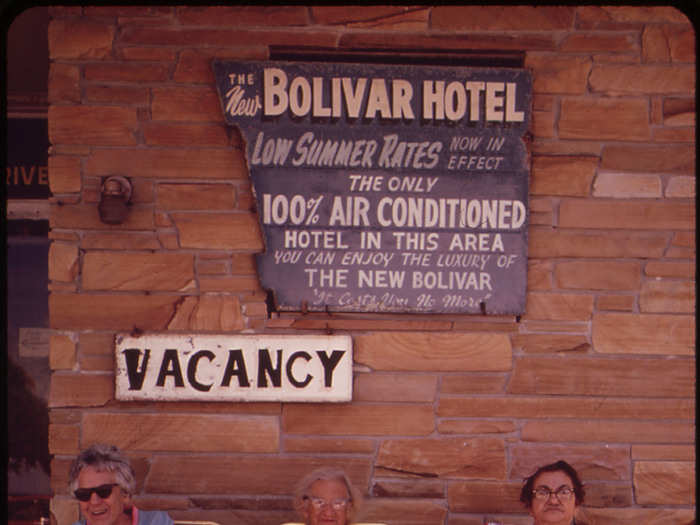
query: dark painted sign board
[
  {"left": 6, "top": 117, "right": 50, "bottom": 199},
  {"left": 213, "top": 60, "right": 531, "bottom": 314}
]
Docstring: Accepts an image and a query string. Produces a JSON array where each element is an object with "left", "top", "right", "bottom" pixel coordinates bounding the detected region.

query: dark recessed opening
[{"left": 270, "top": 46, "right": 525, "bottom": 68}]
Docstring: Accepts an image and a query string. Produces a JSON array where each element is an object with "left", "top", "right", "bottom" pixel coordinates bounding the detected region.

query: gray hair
[
  {"left": 68, "top": 443, "right": 136, "bottom": 496},
  {"left": 293, "top": 466, "right": 363, "bottom": 521}
]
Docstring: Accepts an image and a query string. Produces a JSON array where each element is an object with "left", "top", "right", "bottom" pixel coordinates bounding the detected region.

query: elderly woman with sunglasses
[
  {"left": 69, "top": 443, "right": 173, "bottom": 525},
  {"left": 293, "top": 467, "right": 363, "bottom": 525},
  {"left": 519, "top": 460, "right": 586, "bottom": 525}
]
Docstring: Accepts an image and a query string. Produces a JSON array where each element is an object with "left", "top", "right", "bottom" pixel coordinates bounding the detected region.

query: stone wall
[{"left": 47, "top": 6, "right": 695, "bottom": 525}]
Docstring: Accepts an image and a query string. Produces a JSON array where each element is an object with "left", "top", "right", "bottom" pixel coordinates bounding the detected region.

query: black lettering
[
  {"left": 285, "top": 351, "right": 312, "bottom": 388},
  {"left": 221, "top": 349, "right": 250, "bottom": 387},
  {"left": 122, "top": 348, "right": 150, "bottom": 390},
  {"left": 156, "top": 349, "right": 185, "bottom": 387},
  {"left": 316, "top": 350, "right": 345, "bottom": 387},
  {"left": 257, "top": 348, "right": 282, "bottom": 387},
  {"left": 187, "top": 350, "right": 215, "bottom": 392}
]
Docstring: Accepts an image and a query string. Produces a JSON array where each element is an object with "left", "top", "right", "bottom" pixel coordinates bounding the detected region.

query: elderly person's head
[
  {"left": 69, "top": 444, "right": 136, "bottom": 525},
  {"left": 520, "top": 460, "right": 585, "bottom": 525},
  {"left": 293, "top": 467, "right": 363, "bottom": 525}
]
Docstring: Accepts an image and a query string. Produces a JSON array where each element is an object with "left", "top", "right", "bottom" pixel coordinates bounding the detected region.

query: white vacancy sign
[{"left": 115, "top": 334, "right": 352, "bottom": 402}]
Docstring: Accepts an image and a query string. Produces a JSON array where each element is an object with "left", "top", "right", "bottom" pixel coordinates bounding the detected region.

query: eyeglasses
[
  {"left": 532, "top": 486, "right": 574, "bottom": 500},
  {"left": 74, "top": 483, "right": 118, "bottom": 502},
  {"left": 305, "top": 496, "right": 350, "bottom": 510}
]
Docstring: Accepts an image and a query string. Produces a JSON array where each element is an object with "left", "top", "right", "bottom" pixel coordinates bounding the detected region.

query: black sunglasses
[{"left": 74, "top": 483, "right": 118, "bottom": 502}]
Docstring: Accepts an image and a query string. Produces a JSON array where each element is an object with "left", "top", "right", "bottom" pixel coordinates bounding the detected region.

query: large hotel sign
[{"left": 214, "top": 61, "right": 531, "bottom": 314}]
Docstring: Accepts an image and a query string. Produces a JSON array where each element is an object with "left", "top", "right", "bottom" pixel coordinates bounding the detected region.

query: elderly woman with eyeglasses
[
  {"left": 519, "top": 460, "right": 586, "bottom": 525},
  {"left": 69, "top": 444, "right": 173, "bottom": 525},
  {"left": 293, "top": 467, "right": 363, "bottom": 525}
]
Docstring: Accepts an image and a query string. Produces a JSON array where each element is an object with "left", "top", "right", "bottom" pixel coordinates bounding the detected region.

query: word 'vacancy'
[{"left": 263, "top": 69, "right": 526, "bottom": 122}]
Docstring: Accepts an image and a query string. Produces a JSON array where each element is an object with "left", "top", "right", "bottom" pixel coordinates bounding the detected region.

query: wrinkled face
[
  {"left": 76, "top": 466, "right": 131, "bottom": 525},
  {"left": 302, "top": 479, "right": 351, "bottom": 525},
  {"left": 529, "top": 470, "right": 578, "bottom": 525}
]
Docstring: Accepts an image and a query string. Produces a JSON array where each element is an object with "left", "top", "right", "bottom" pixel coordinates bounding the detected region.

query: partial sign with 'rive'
[{"left": 115, "top": 334, "right": 352, "bottom": 402}]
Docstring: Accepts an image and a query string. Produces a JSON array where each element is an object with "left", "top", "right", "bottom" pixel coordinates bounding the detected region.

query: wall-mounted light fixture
[{"left": 98, "top": 175, "right": 133, "bottom": 225}]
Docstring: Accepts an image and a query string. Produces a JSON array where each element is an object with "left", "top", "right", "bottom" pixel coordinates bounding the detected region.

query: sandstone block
[
  {"left": 49, "top": 243, "right": 79, "bottom": 282},
  {"left": 512, "top": 333, "right": 588, "bottom": 354},
  {"left": 438, "top": 396, "right": 692, "bottom": 421},
  {"left": 632, "top": 444, "right": 695, "bottom": 460},
  {"left": 50, "top": 334, "right": 76, "bottom": 370},
  {"left": 665, "top": 175, "right": 695, "bottom": 197},
  {"left": 82, "top": 413, "right": 279, "bottom": 452},
  {"left": 337, "top": 9, "right": 430, "bottom": 31},
  {"left": 81, "top": 232, "right": 161, "bottom": 250},
  {"left": 49, "top": 373, "right": 113, "bottom": 407},
  {"left": 283, "top": 437, "right": 375, "bottom": 454},
  {"left": 559, "top": 98, "right": 649, "bottom": 140},
  {"left": 634, "top": 461, "right": 695, "bottom": 504},
  {"left": 431, "top": 6, "right": 574, "bottom": 30},
  {"left": 596, "top": 295, "right": 635, "bottom": 311},
  {"left": 48, "top": 423, "right": 79, "bottom": 454},
  {"left": 48, "top": 63, "right": 80, "bottom": 103},
  {"left": 144, "top": 123, "right": 229, "bottom": 147},
  {"left": 82, "top": 252, "right": 194, "bottom": 291},
  {"left": 593, "top": 312, "right": 694, "bottom": 354},
  {"left": 645, "top": 261, "right": 695, "bottom": 279},
  {"left": 524, "top": 55, "right": 591, "bottom": 94},
  {"left": 85, "top": 148, "right": 248, "bottom": 180},
  {"left": 147, "top": 455, "right": 371, "bottom": 495},
  {"left": 158, "top": 184, "right": 235, "bottom": 211},
  {"left": 591, "top": 64, "right": 695, "bottom": 94},
  {"left": 172, "top": 212, "right": 263, "bottom": 250},
  {"left": 508, "top": 356, "right": 694, "bottom": 397},
  {"left": 354, "top": 332, "right": 512, "bottom": 371},
  {"left": 166, "top": 295, "right": 245, "bottom": 331},
  {"left": 524, "top": 292, "right": 593, "bottom": 321},
  {"left": 354, "top": 372, "right": 437, "bottom": 402},
  {"left": 576, "top": 6, "right": 690, "bottom": 24},
  {"left": 121, "top": 47, "right": 177, "bottom": 62},
  {"left": 530, "top": 229, "right": 668, "bottom": 258},
  {"left": 522, "top": 420, "right": 694, "bottom": 443},
  {"left": 642, "top": 26, "right": 671, "bottom": 62},
  {"left": 511, "top": 443, "right": 630, "bottom": 481},
  {"left": 49, "top": 155, "right": 82, "bottom": 194},
  {"left": 376, "top": 437, "right": 506, "bottom": 479},
  {"left": 49, "top": 19, "right": 115, "bottom": 59},
  {"left": 440, "top": 375, "right": 507, "bottom": 395},
  {"left": 640, "top": 280, "right": 694, "bottom": 313},
  {"left": 532, "top": 110, "right": 555, "bottom": 138},
  {"left": 527, "top": 260, "right": 552, "bottom": 290},
  {"left": 339, "top": 31, "right": 556, "bottom": 52},
  {"left": 561, "top": 32, "right": 637, "bottom": 53},
  {"left": 291, "top": 317, "right": 451, "bottom": 332},
  {"left": 152, "top": 87, "right": 223, "bottom": 122},
  {"left": 559, "top": 200, "right": 694, "bottom": 230},
  {"left": 448, "top": 481, "right": 522, "bottom": 513},
  {"left": 670, "top": 27, "right": 695, "bottom": 62},
  {"left": 593, "top": 172, "right": 662, "bottom": 198},
  {"left": 582, "top": 507, "right": 695, "bottom": 524},
  {"left": 361, "top": 498, "right": 447, "bottom": 525},
  {"left": 555, "top": 261, "right": 641, "bottom": 290},
  {"left": 84, "top": 85, "right": 150, "bottom": 106},
  {"left": 601, "top": 143, "right": 694, "bottom": 173},
  {"left": 175, "top": 48, "right": 267, "bottom": 85},
  {"left": 372, "top": 478, "right": 444, "bottom": 498},
  {"left": 438, "top": 420, "right": 516, "bottom": 435},
  {"left": 531, "top": 156, "right": 596, "bottom": 196},
  {"left": 51, "top": 203, "right": 153, "bottom": 230},
  {"left": 199, "top": 276, "right": 262, "bottom": 293},
  {"left": 49, "top": 105, "right": 138, "bottom": 146},
  {"left": 653, "top": 127, "right": 695, "bottom": 142},
  {"left": 178, "top": 5, "right": 309, "bottom": 26},
  {"left": 283, "top": 404, "right": 434, "bottom": 436},
  {"left": 50, "top": 293, "right": 178, "bottom": 330},
  {"left": 84, "top": 63, "right": 170, "bottom": 83}
]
